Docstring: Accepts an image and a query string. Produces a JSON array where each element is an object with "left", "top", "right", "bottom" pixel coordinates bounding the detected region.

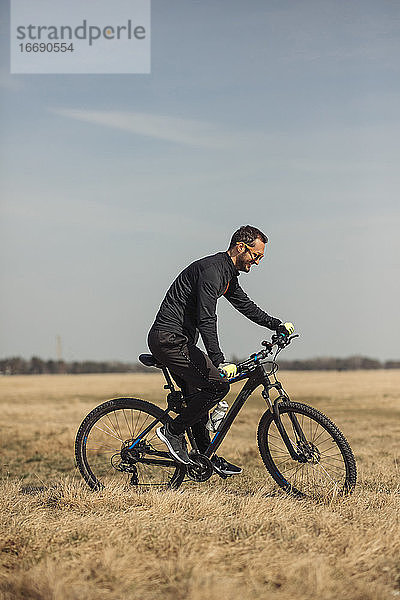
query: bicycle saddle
[{"left": 139, "top": 353, "right": 162, "bottom": 368}]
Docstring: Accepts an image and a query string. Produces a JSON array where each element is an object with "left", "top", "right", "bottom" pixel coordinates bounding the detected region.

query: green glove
[
  {"left": 276, "top": 322, "right": 295, "bottom": 336},
  {"left": 284, "top": 322, "right": 294, "bottom": 335},
  {"left": 218, "top": 363, "right": 238, "bottom": 379}
]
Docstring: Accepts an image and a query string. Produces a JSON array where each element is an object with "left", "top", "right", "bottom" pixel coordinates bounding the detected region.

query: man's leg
[
  {"left": 148, "top": 329, "right": 241, "bottom": 474},
  {"left": 191, "top": 416, "right": 211, "bottom": 454},
  {"left": 170, "top": 374, "right": 212, "bottom": 454},
  {"left": 148, "top": 329, "right": 229, "bottom": 431},
  {"left": 148, "top": 329, "right": 229, "bottom": 463}
]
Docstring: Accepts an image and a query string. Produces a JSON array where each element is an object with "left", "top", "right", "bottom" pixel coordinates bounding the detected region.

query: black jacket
[{"left": 151, "top": 251, "right": 281, "bottom": 366}]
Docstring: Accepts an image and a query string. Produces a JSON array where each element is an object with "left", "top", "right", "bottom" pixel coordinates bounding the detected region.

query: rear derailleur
[{"left": 111, "top": 454, "right": 139, "bottom": 486}]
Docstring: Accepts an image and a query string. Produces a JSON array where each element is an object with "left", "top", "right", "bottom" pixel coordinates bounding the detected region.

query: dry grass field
[{"left": 0, "top": 370, "right": 399, "bottom": 600}]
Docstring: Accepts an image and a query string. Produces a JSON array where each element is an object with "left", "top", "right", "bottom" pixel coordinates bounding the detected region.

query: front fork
[{"left": 262, "top": 384, "right": 308, "bottom": 462}]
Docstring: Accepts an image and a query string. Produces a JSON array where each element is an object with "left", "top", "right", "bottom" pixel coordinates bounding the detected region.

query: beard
[{"left": 236, "top": 253, "right": 251, "bottom": 272}]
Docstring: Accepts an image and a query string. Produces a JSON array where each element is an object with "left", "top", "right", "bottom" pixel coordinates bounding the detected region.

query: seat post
[{"left": 162, "top": 367, "right": 176, "bottom": 392}]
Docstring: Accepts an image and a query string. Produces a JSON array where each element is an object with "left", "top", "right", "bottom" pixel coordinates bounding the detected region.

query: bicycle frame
[
  {"left": 127, "top": 351, "right": 307, "bottom": 465},
  {"left": 201, "top": 363, "right": 306, "bottom": 460},
  {"left": 77, "top": 334, "right": 357, "bottom": 495},
  {"left": 202, "top": 367, "right": 268, "bottom": 457},
  {"left": 125, "top": 367, "right": 266, "bottom": 457}
]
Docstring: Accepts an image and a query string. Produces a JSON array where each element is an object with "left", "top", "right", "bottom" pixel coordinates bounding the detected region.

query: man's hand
[
  {"left": 218, "top": 363, "right": 238, "bottom": 379},
  {"left": 276, "top": 322, "right": 295, "bottom": 337}
]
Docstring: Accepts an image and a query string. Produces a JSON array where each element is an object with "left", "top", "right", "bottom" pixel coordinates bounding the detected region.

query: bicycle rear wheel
[
  {"left": 75, "top": 398, "right": 185, "bottom": 491},
  {"left": 257, "top": 402, "right": 356, "bottom": 499}
]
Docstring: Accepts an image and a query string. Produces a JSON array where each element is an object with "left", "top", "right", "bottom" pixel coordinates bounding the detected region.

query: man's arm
[
  {"left": 196, "top": 269, "right": 225, "bottom": 367},
  {"left": 224, "top": 277, "right": 281, "bottom": 330}
]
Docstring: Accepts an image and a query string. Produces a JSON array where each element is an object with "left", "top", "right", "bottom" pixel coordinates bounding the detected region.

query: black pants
[{"left": 148, "top": 328, "right": 230, "bottom": 453}]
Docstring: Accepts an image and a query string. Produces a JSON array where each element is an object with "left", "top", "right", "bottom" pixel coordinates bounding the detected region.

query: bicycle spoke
[
  {"left": 104, "top": 412, "right": 121, "bottom": 438},
  {"left": 93, "top": 423, "right": 123, "bottom": 442},
  {"left": 123, "top": 409, "right": 133, "bottom": 438},
  {"left": 320, "top": 451, "right": 344, "bottom": 461},
  {"left": 261, "top": 404, "right": 355, "bottom": 498},
  {"left": 78, "top": 402, "right": 183, "bottom": 490}
]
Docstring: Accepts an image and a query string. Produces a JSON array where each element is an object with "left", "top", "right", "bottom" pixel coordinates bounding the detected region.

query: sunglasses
[{"left": 242, "top": 242, "right": 264, "bottom": 262}]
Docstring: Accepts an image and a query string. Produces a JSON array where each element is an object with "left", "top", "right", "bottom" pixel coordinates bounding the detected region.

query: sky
[{"left": 1, "top": 0, "right": 399, "bottom": 363}]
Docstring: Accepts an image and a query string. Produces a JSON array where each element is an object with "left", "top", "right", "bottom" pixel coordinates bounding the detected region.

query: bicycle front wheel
[
  {"left": 257, "top": 402, "right": 356, "bottom": 499},
  {"left": 75, "top": 398, "right": 185, "bottom": 491}
]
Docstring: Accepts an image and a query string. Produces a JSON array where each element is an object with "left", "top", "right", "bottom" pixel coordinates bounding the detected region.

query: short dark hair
[{"left": 229, "top": 225, "right": 268, "bottom": 250}]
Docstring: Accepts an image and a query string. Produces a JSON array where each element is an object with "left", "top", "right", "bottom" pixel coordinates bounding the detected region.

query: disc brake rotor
[{"left": 297, "top": 440, "right": 321, "bottom": 464}]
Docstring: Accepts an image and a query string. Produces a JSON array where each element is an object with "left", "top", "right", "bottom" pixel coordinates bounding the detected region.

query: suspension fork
[{"left": 263, "top": 381, "right": 307, "bottom": 462}]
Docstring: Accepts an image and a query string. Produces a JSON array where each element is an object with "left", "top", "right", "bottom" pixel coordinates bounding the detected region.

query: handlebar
[
  {"left": 231, "top": 334, "right": 299, "bottom": 380},
  {"left": 262, "top": 333, "right": 299, "bottom": 352}
]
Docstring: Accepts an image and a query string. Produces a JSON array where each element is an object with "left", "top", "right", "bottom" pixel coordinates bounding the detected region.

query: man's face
[{"left": 236, "top": 238, "right": 265, "bottom": 273}]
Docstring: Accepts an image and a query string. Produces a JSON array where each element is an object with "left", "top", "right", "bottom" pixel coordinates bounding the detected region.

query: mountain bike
[{"left": 75, "top": 334, "right": 357, "bottom": 499}]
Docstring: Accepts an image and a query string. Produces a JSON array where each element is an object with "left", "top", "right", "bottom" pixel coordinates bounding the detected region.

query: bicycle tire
[
  {"left": 75, "top": 398, "right": 186, "bottom": 491},
  {"left": 257, "top": 402, "right": 356, "bottom": 498}
]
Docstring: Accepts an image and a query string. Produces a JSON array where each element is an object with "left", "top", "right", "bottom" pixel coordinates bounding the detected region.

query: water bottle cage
[{"left": 167, "top": 391, "right": 186, "bottom": 413}]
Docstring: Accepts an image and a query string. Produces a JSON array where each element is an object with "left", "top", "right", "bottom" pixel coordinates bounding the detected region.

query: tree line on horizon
[
  {"left": 0, "top": 357, "right": 148, "bottom": 376},
  {"left": 0, "top": 355, "right": 399, "bottom": 375}
]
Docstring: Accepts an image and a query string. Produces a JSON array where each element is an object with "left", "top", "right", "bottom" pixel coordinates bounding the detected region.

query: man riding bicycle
[{"left": 148, "top": 225, "right": 294, "bottom": 477}]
